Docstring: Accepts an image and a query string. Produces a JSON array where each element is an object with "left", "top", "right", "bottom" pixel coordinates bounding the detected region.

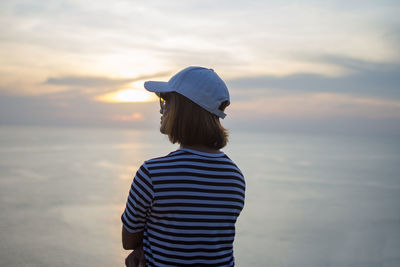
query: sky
[{"left": 1, "top": 0, "right": 399, "bottom": 134}]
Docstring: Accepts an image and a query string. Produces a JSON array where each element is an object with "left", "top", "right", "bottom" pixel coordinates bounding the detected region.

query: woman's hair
[{"left": 161, "top": 92, "right": 229, "bottom": 149}]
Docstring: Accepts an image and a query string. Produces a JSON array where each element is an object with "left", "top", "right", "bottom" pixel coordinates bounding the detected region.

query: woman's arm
[{"left": 122, "top": 226, "right": 143, "bottom": 250}]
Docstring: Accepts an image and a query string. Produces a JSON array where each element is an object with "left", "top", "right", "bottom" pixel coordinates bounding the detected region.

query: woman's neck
[{"left": 180, "top": 145, "right": 220, "bottom": 154}]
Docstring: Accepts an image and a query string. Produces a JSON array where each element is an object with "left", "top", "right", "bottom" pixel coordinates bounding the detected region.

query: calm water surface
[{"left": 0, "top": 125, "right": 399, "bottom": 266}]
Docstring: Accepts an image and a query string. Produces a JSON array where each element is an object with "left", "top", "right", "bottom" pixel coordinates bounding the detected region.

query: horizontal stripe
[
  {"left": 151, "top": 211, "right": 240, "bottom": 220},
  {"left": 147, "top": 154, "right": 237, "bottom": 166},
  {"left": 151, "top": 247, "right": 233, "bottom": 261},
  {"left": 148, "top": 232, "right": 234, "bottom": 247},
  {"left": 153, "top": 178, "right": 245, "bottom": 190},
  {"left": 153, "top": 256, "right": 233, "bottom": 267},
  {"left": 156, "top": 186, "right": 244, "bottom": 198},
  {"left": 148, "top": 159, "right": 238, "bottom": 170},
  {"left": 154, "top": 194, "right": 244, "bottom": 203},
  {"left": 150, "top": 216, "right": 237, "bottom": 226},
  {"left": 151, "top": 170, "right": 243, "bottom": 180},
  {"left": 155, "top": 201, "right": 243, "bottom": 210},
  {"left": 149, "top": 163, "right": 242, "bottom": 175},
  {"left": 148, "top": 219, "right": 235, "bottom": 231},
  {"left": 148, "top": 223, "right": 234, "bottom": 238},
  {"left": 155, "top": 182, "right": 244, "bottom": 191},
  {"left": 149, "top": 239, "right": 232, "bottom": 254}
]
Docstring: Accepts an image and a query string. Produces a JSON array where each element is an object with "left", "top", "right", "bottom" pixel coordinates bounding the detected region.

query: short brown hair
[{"left": 161, "top": 92, "right": 229, "bottom": 149}]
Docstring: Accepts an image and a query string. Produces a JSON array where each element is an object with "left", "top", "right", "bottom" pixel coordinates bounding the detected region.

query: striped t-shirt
[{"left": 121, "top": 148, "right": 246, "bottom": 267}]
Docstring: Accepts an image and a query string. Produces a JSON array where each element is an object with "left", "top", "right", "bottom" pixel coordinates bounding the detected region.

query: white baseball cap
[{"left": 144, "top": 66, "right": 230, "bottom": 118}]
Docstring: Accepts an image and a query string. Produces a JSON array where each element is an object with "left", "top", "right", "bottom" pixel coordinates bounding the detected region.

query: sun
[{"left": 95, "top": 88, "right": 157, "bottom": 103}]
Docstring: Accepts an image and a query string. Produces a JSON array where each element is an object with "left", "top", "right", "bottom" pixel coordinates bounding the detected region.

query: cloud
[
  {"left": 0, "top": 93, "right": 160, "bottom": 129},
  {"left": 230, "top": 93, "right": 400, "bottom": 119},
  {"left": 227, "top": 59, "right": 400, "bottom": 100},
  {"left": 222, "top": 55, "right": 400, "bottom": 134},
  {"left": 299, "top": 53, "right": 400, "bottom": 72},
  {"left": 44, "top": 76, "right": 132, "bottom": 87},
  {"left": 44, "top": 71, "right": 171, "bottom": 88},
  {"left": 111, "top": 113, "right": 144, "bottom": 121},
  {"left": 3, "top": 0, "right": 398, "bottom": 81},
  {"left": 36, "top": 71, "right": 172, "bottom": 99}
]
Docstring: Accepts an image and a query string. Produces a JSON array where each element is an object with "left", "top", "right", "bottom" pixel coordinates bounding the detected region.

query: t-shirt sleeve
[{"left": 121, "top": 163, "right": 153, "bottom": 233}]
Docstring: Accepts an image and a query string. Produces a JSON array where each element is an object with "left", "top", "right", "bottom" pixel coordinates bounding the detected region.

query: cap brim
[{"left": 144, "top": 81, "right": 175, "bottom": 94}]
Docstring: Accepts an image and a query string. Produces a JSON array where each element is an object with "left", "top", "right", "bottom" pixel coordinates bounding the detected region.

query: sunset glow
[
  {"left": 95, "top": 89, "right": 157, "bottom": 103},
  {"left": 0, "top": 0, "right": 399, "bottom": 134},
  {"left": 111, "top": 112, "right": 144, "bottom": 121}
]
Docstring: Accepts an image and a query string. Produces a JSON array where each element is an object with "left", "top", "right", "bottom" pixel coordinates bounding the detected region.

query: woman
[{"left": 121, "top": 66, "right": 246, "bottom": 267}]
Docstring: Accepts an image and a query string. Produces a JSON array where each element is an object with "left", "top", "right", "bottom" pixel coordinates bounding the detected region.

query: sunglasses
[
  {"left": 159, "top": 92, "right": 171, "bottom": 114},
  {"left": 159, "top": 97, "right": 166, "bottom": 112}
]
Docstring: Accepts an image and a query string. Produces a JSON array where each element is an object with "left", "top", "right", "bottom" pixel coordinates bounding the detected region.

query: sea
[{"left": 0, "top": 125, "right": 399, "bottom": 267}]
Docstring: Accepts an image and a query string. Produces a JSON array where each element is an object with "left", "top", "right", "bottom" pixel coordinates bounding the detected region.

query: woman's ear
[{"left": 219, "top": 100, "right": 229, "bottom": 111}]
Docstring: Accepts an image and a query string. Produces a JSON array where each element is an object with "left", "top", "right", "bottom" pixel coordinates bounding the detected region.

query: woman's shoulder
[
  {"left": 143, "top": 149, "right": 184, "bottom": 165},
  {"left": 142, "top": 148, "right": 236, "bottom": 166},
  {"left": 143, "top": 149, "right": 242, "bottom": 172}
]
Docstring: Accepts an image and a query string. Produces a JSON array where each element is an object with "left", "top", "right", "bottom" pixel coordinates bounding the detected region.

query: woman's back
[{"left": 122, "top": 148, "right": 245, "bottom": 266}]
